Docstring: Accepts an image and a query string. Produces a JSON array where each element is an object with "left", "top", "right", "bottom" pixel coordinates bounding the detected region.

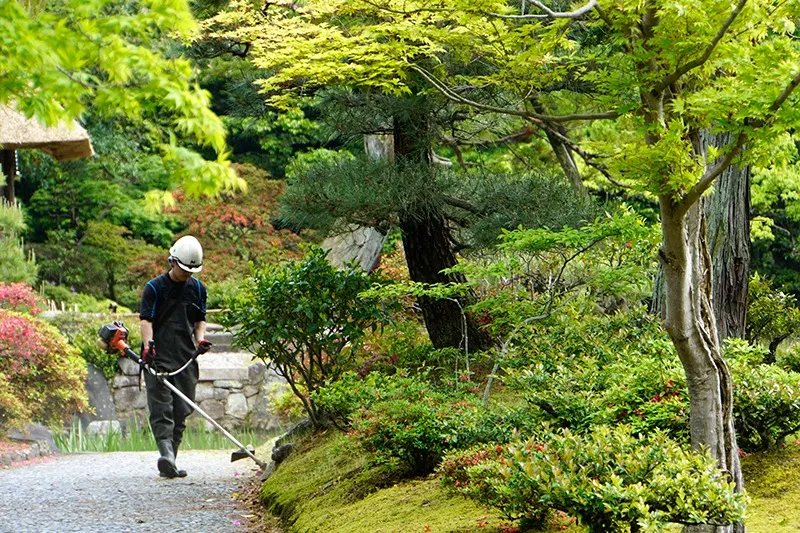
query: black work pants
[{"left": 144, "top": 362, "right": 198, "bottom": 447}]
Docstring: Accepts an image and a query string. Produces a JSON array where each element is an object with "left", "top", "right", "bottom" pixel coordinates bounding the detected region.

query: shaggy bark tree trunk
[
  {"left": 703, "top": 132, "right": 751, "bottom": 341},
  {"left": 652, "top": 135, "right": 751, "bottom": 345},
  {"left": 399, "top": 211, "right": 490, "bottom": 350},
  {"left": 394, "top": 109, "right": 493, "bottom": 352},
  {"left": 660, "top": 198, "right": 744, "bottom": 533}
]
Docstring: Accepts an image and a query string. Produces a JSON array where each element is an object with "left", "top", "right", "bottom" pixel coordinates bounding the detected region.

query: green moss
[
  {"left": 742, "top": 445, "right": 800, "bottom": 532},
  {"left": 260, "top": 429, "right": 582, "bottom": 533}
]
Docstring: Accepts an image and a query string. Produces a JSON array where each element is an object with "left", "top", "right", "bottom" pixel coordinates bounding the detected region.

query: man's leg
[
  {"left": 168, "top": 363, "right": 198, "bottom": 477},
  {"left": 144, "top": 372, "right": 180, "bottom": 478}
]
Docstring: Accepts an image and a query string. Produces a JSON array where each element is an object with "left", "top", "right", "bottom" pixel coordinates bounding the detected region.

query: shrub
[
  {"left": 205, "top": 277, "right": 246, "bottom": 310},
  {"left": 746, "top": 273, "right": 800, "bottom": 362},
  {"left": 777, "top": 342, "right": 800, "bottom": 373},
  {"left": 0, "top": 282, "right": 43, "bottom": 315},
  {"left": 356, "top": 319, "right": 480, "bottom": 383},
  {"left": 0, "top": 310, "right": 88, "bottom": 432},
  {"left": 227, "top": 246, "right": 396, "bottom": 427},
  {"left": 316, "top": 371, "right": 496, "bottom": 478},
  {"left": 732, "top": 360, "right": 800, "bottom": 451},
  {"left": 440, "top": 426, "right": 747, "bottom": 533},
  {"left": 502, "top": 307, "right": 691, "bottom": 441}
]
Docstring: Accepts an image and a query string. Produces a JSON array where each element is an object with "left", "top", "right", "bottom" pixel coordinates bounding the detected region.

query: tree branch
[
  {"left": 767, "top": 69, "right": 800, "bottom": 113},
  {"left": 678, "top": 69, "right": 800, "bottom": 215},
  {"left": 536, "top": 121, "right": 634, "bottom": 190},
  {"left": 441, "top": 194, "right": 485, "bottom": 215},
  {"left": 485, "top": 0, "right": 598, "bottom": 20},
  {"left": 358, "top": 0, "right": 452, "bottom": 16},
  {"left": 652, "top": 0, "right": 748, "bottom": 93},
  {"left": 410, "top": 65, "right": 620, "bottom": 123},
  {"left": 443, "top": 127, "right": 535, "bottom": 147},
  {"left": 678, "top": 132, "right": 747, "bottom": 216}
]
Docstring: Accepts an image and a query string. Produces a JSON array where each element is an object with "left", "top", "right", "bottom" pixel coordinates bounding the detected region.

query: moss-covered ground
[
  {"left": 257, "top": 429, "right": 581, "bottom": 533},
  {"left": 742, "top": 444, "right": 800, "bottom": 532},
  {"left": 255, "top": 431, "right": 800, "bottom": 533}
]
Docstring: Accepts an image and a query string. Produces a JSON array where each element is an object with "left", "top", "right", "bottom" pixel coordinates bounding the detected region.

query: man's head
[{"left": 168, "top": 235, "right": 203, "bottom": 281}]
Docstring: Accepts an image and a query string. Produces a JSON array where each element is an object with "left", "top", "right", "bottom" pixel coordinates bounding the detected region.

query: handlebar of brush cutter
[{"left": 149, "top": 339, "right": 213, "bottom": 377}]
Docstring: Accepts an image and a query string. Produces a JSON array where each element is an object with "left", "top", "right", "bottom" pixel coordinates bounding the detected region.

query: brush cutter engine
[{"left": 97, "top": 321, "right": 131, "bottom": 354}]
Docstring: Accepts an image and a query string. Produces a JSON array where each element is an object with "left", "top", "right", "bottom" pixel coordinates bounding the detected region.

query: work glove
[
  {"left": 142, "top": 344, "right": 156, "bottom": 364},
  {"left": 197, "top": 339, "right": 213, "bottom": 354}
]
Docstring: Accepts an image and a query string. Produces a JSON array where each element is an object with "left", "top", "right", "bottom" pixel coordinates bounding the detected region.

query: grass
[
  {"left": 55, "top": 419, "right": 280, "bottom": 453},
  {"left": 259, "top": 429, "right": 581, "bottom": 533},
  {"left": 742, "top": 443, "right": 800, "bottom": 532}
]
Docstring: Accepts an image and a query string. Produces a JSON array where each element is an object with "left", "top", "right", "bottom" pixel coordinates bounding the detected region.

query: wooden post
[{"left": 1, "top": 149, "right": 16, "bottom": 205}]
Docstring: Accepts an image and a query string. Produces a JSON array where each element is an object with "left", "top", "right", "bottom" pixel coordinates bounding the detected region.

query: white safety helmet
[{"left": 169, "top": 235, "right": 203, "bottom": 273}]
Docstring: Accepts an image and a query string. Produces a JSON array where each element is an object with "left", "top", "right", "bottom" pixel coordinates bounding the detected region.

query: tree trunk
[
  {"left": 703, "top": 132, "right": 751, "bottom": 341},
  {"left": 1, "top": 149, "right": 16, "bottom": 205},
  {"left": 530, "top": 100, "right": 587, "bottom": 198},
  {"left": 660, "top": 198, "right": 744, "bottom": 533},
  {"left": 399, "top": 211, "right": 490, "bottom": 351},
  {"left": 394, "top": 108, "right": 493, "bottom": 352}
]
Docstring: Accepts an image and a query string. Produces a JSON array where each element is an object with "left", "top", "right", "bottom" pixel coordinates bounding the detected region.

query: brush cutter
[{"left": 97, "top": 321, "right": 267, "bottom": 470}]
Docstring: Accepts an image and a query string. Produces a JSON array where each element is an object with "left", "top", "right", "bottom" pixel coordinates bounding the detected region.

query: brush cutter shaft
[{"left": 122, "top": 347, "right": 267, "bottom": 469}]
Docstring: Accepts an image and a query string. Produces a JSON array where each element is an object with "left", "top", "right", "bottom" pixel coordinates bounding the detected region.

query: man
[{"left": 139, "top": 235, "right": 208, "bottom": 478}]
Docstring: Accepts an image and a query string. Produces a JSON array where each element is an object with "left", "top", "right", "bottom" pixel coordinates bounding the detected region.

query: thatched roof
[{"left": 0, "top": 105, "right": 94, "bottom": 160}]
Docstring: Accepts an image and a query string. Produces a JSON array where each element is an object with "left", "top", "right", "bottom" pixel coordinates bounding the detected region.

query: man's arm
[
  {"left": 139, "top": 282, "right": 157, "bottom": 351},
  {"left": 194, "top": 321, "right": 207, "bottom": 344},
  {"left": 141, "top": 320, "right": 154, "bottom": 349}
]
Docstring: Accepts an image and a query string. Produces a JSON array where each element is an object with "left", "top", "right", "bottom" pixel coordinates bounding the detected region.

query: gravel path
[{"left": 0, "top": 450, "right": 259, "bottom": 533}]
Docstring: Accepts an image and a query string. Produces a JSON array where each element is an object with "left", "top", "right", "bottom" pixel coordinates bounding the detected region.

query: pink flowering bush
[
  {"left": 0, "top": 310, "right": 88, "bottom": 432},
  {"left": 0, "top": 283, "right": 43, "bottom": 315}
]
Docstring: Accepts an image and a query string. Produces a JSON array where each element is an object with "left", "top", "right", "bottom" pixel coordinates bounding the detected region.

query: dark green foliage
[
  {"left": 192, "top": 53, "right": 325, "bottom": 177},
  {"left": 226, "top": 247, "right": 394, "bottom": 426},
  {"left": 18, "top": 123, "right": 174, "bottom": 246},
  {"left": 18, "top": 118, "right": 176, "bottom": 306},
  {"left": 280, "top": 152, "right": 590, "bottom": 250}
]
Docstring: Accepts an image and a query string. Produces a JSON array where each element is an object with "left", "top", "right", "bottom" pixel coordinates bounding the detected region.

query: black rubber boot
[
  {"left": 172, "top": 442, "right": 187, "bottom": 478},
  {"left": 157, "top": 440, "right": 180, "bottom": 479}
]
